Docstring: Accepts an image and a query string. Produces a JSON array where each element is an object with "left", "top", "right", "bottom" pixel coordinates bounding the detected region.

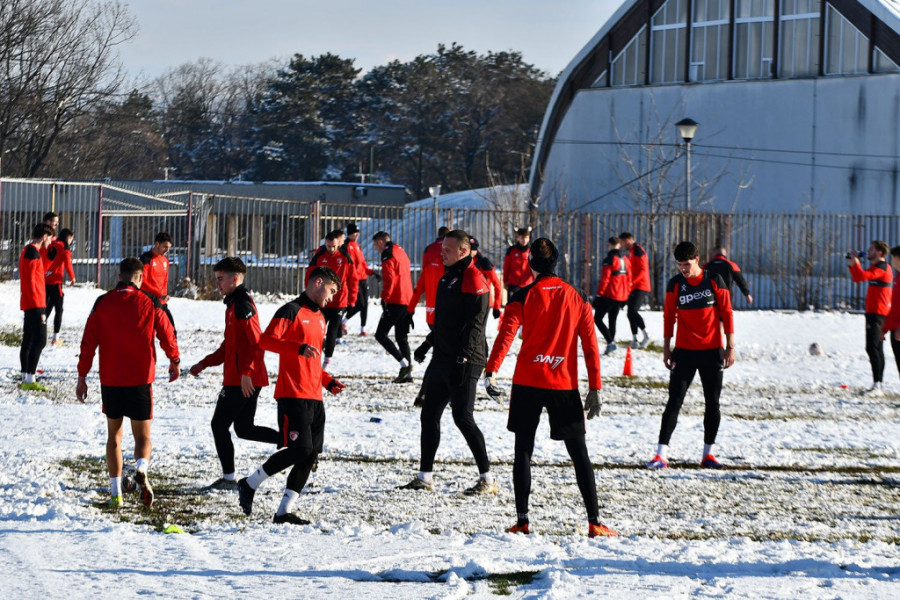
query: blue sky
[{"left": 119, "top": 0, "right": 620, "bottom": 79}]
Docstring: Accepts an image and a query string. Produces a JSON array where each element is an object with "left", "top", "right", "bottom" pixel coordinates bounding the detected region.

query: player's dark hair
[
  {"left": 326, "top": 230, "right": 344, "bottom": 241},
  {"left": 309, "top": 266, "right": 342, "bottom": 290},
  {"left": 528, "top": 238, "right": 559, "bottom": 274},
  {"left": 213, "top": 256, "right": 247, "bottom": 274},
  {"left": 437, "top": 226, "right": 450, "bottom": 237},
  {"left": 608, "top": 237, "right": 621, "bottom": 246},
  {"left": 372, "top": 231, "right": 391, "bottom": 243},
  {"left": 42, "top": 211, "right": 58, "bottom": 223},
  {"left": 155, "top": 232, "right": 173, "bottom": 244},
  {"left": 891, "top": 245, "right": 900, "bottom": 258},
  {"left": 872, "top": 240, "right": 889, "bottom": 257},
  {"left": 673, "top": 241, "right": 699, "bottom": 261},
  {"left": 618, "top": 232, "right": 633, "bottom": 241},
  {"left": 445, "top": 229, "right": 470, "bottom": 250},
  {"left": 119, "top": 257, "right": 143, "bottom": 278},
  {"left": 515, "top": 226, "right": 531, "bottom": 237},
  {"left": 58, "top": 228, "right": 74, "bottom": 240},
  {"left": 32, "top": 223, "right": 53, "bottom": 239}
]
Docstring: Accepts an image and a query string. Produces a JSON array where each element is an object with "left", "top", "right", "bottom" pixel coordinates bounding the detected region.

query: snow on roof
[{"left": 407, "top": 184, "right": 529, "bottom": 209}]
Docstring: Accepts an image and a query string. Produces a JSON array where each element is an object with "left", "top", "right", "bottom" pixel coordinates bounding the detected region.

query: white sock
[
  {"left": 110, "top": 476, "right": 122, "bottom": 497},
  {"left": 703, "top": 443, "right": 714, "bottom": 457},
  {"left": 480, "top": 472, "right": 494, "bottom": 484},
  {"left": 360, "top": 327, "right": 365, "bottom": 334},
  {"left": 418, "top": 471, "right": 433, "bottom": 483},
  {"left": 135, "top": 458, "right": 149, "bottom": 473},
  {"left": 24, "top": 373, "right": 34, "bottom": 384},
  {"left": 276, "top": 489, "right": 300, "bottom": 516},
  {"left": 222, "top": 472, "right": 235, "bottom": 481},
  {"left": 873, "top": 382, "right": 882, "bottom": 390},
  {"left": 400, "top": 358, "right": 409, "bottom": 368},
  {"left": 247, "top": 466, "right": 269, "bottom": 490},
  {"left": 341, "top": 317, "right": 348, "bottom": 325},
  {"left": 52, "top": 333, "right": 58, "bottom": 342},
  {"left": 656, "top": 444, "right": 668, "bottom": 459}
]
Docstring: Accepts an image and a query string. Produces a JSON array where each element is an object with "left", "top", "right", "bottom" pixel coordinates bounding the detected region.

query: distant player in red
[
  {"left": 305, "top": 229, "right": 358, "bottom": 368},
  {"left": 882, "top": 246, "right": 900, "bottom": 382},
  {"left": 848, "top": 240, "right": 893, "bottom": 394},
  {"left": 593, "top": 237, "right": 631, "bottom": 355},
  {"left": 503, "top": 227, "right": 534, "bottom": 298},
  {"left": 619, "top": 232, "right": 651, "bottom": 349},
  {"left": 372, "top": 231, "right": 414, "bottom": 383},
  {"left": 140, "top": 232, "right": 176, "bottom": 333},
  {"left": 647, "top": 241, "right": 735, "bottom": 470},
  {"left": 76, "top": 257, "right": 181, "bottom": 508},
  {"left": 469, "top": 236, "right": 503, "bottom": 320},
  {"left": 484, "top": 237, "right": 617, "bottom": 538},
  {"left": 39, "top": 211, "right": 59, "bottom": 270},
  {"left": 45, "top": 228, "right": 76, "bottom": 346},
  {"left": 237, "top": 267, "right": 346, "bottom": 525},
  {"left": 189, "top": 257, "right": 279, "bottom": 488},
  {"left": 704, "top": 247, "right": 753, "bottom": 305},
  {"left": 342, "top": 222, "right": 375, "bottom": 335},
  {"left": 19, "top": 224, "right": 53, "bottom": 390}
]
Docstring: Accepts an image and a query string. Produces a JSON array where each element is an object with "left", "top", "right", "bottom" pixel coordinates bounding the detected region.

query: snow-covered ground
[{"left": 0, "top": 281, "right": 898, "bottom": 598}]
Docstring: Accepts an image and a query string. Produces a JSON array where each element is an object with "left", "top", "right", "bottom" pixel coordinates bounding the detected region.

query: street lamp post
[
  {"left": 429, "top": 185, "right": 441, "bottom": 233},
  {"left": 675, "top": 118, "right": 699, "bottom": 212}
]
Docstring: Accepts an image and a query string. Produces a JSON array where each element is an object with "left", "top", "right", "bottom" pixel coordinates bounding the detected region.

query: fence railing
[{"left": 0, "top": 177, "right": 894, "bottom": 310}]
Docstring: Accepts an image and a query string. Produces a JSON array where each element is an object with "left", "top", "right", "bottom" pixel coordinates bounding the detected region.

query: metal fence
[{"left": 0, "top": 177, "right": 895, "bottom": 310}]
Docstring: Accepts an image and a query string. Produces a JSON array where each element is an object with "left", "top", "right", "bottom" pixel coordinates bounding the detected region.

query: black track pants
[
  {"left": 626, "top": 290, "right": 649, "bottom": 335},
  {"left": 375, "top": 303, "right": 411, "bottom": 363},
  {"left": 866, "top": 313, "right": 886, "bottom": 383},
  {"left": 658, "top": 348, "right": 723, "bottom": 446},
  {"left": 592, "top": 297, "right": 625, "bottom": 344},
  {"left": 45, "top": 284, "right": 64, "bottom": 334},
  {"left": 210, "top": 387, "right": 279, "bottom": 475},
  {"left": 20, "top": 309, "right": 47, "bottom": 374},
  {"left": 344, "top": 280, "right": 369, "bottom": 328}
]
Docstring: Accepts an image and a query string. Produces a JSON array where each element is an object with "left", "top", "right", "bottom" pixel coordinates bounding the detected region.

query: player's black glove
[
  {"left": 406, "top": 311, "right": 415, "bottom": 330},
  {"left": 492, "top": 308, "right": 501, "bottom": 319},
  {"left": 413, "top": 340, "right": 432, "bottom": 363},
  {"left": 483, "top": 372, "right": 506, "bottom": 406},
  {"left": 584, "top": 389, "right": 601, "bottom": 420}
]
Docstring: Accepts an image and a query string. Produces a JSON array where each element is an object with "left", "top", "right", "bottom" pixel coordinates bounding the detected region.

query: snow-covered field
[{"left": 0, "top": 281, "right": 898, "bottom": 598}]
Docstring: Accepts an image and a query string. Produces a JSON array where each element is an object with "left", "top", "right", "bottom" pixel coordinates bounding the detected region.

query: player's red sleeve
[
  {"left": 715, "top": 281, "right": 734, "bottom": 335},
  {"left": 663, "top": 290, "right": 677, "bottom": 339},
  {"left": 382, "top": 257, "right": 397, "bottom": 301},
  {"left": 77, "top": 312, "right": 99, "bottom": 378},
  {"left": 200, "top": 342, "right": 226, "bottom": 368},
  {"left": 486, "top": 300, "right": 523, "bottom": 373},
  {"left": 849, "top": 262, "right": 878, "bottom": 282},
  {"left": 884, "top": 285, "right": 900, "bottom": 332},
  {"left": 486, "top": 269, "right": 502, "bottom": 310},
  {"left": 596, "top": 263, "right": 612, "bottom": 297},
  {"left": 346, "top": 262, "right": 359, "bottom": 307},
  {"left": 236, "top": 316, "right": 263, "bottom": 377},
  {"left": 408, "top": 271, "right": 426, "bottom": 312},
  {"left": 320, "top": 370, "right": 334, "bottom": 389},
  {"left": 578, "top": 299, "right": 602, "bottom": 390},
  {"left": 260, "top": 316, "right": 302, "bottom": 355},
  {"left": 502, "top": 254, "right": 512, "bottom": 288},
  {"left": 64, "top": 249, "right": 75, "bottom": 281},
  {"left": 154, "top": 305, "right": 180, "bottom": 363}
]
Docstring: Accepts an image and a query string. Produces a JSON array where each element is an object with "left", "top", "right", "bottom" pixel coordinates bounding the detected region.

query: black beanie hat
[
  {"left": 346, "top": 222, "right": 359, "bottom": 234},
  {"left": 528, "top": 238, "right": 559, "bottom": 274}
]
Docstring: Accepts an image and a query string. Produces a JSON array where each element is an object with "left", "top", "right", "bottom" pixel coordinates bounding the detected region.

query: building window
[
  {"left": 825, "top": 4, "right": 868, "bottom": 75},
  {"left": 779, "top": 0, "right": 820, "bottom": 77},
  {"left": 734, "top": 0, "right": 775, "bottom": 79},
  {"left": 651, "top": 0, "right": 688, "bottom": 84},
  {"left": 610, "top": 26, "right": 647, "bottom": 86},
  {"left": 873, "top": 47, "right": 900, "bottom": 73},
  {"left": 691, "top": 0, "right": 730, "bottom": 81}
]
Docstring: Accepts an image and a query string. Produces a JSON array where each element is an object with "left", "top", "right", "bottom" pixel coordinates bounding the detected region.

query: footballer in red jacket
[
  {"left": 19, "top": 223, "right": 53, "bottom": 389},
  {"left": 76, "top": 257, "right": 181, "bottom": 508},
  {"left": 305, "top": 230, "right": 359, "bottom": 367},
  {"left": 407, "top": 227, "right": 448, "bottom": 327},
  {"left": 646, "top": 241, "right": 735, "bottom": 472},
  {"left": 342, "top": 222, "right": 375, "bottom": 335},
  {"left": 882, "top": 246, "right": 900, "bottom": 383},
  {"left": 593, "top": 237, "right": 631, "bottom": 355},
  {"left": 502, "top": 227, "right": 534, "bottom": 297},
  {"left": 189, "top": 257, "right": 278, "bottom": 488},
  {"left": 619, "top": 232, "right": 651, "bottom": 349},
  {"left": 372, "top": 231, "right": 415, "bottom": 383},
  {"left": 237, "top": 266, "right": 346, "bottom": 524},
  {"left": 469, "top": 236, "right": 503, "bottom": 319},
  {"left": 44, "top": 228, "right": 76, "bottom": 345},
  {"left": 848, "top": 240, "right": 893, "bottom": 394},
  {"left": 140, "top": 232, "right": 176, "bottom": 334},
  {"left": 484, "top": 237, "right": 617, "bottom": 538}
]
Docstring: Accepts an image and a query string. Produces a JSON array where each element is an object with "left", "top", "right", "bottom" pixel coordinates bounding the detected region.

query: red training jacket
[
  {"left": 487, "top": 274, "right": 601, "bottom": 391},
  {"left": 306, "top": 245, "right": 358, "bottom": 309},
  {"left": 664, "top": 270, "right": 734, "bottom": 350},
  {"left": 195, "top": 285, "right": 268, "bottom": 387},
  {"left": 883, "top": 280, "right": 900, "bottom": 333},
  {"left": 380, "top": 241, "right": 413, "bottom": 305},
  {"left": 78, "top": 282, "right": 180, "bottom": 386},
  {"left": 39, "top": 235, "right": 57, "bottom": 270},
  {"left": 596, "top": 249, "right": 631, "bottom": 302},
  {"left": 503, "top": 243, "right": 534, "bottom": 290},
  {"left": 407, "top": 238, "right": 444, "bottom": 324},
  {"left": 45, "top": 239, "right": 75, "bottom": 286},
  {"left": 260, "top": 293, "right": 336, "bottom": 400},
  {"left": 19, "top": 243, "right": 47, "bottom": 311},
  {"left": 474, "top": 254, "right": 503, "bottom": 311},
  {"left": 140, "top": 250, "right": 170, "bottom": 303},
  {"left": 629, "top": 244, "right": 651, "bottom": 292},
  {"left": 849, "top": 260, "right": 892, "bottom": 316},
  {"left": 346, "top": 239, "right": 373, "bottom": 281}
]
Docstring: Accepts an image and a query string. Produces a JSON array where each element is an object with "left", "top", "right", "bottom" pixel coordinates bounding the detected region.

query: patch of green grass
[
  {"left": 486, "top": 571, "right": 540, "bottom": 595},
  {"left": 0, "top": 328, "right": 22, "bottom": 346},
  {"left": 785, "top": 446, "right": 896, "bottom": 460},
  {"left": 606, "top": 375, "right": 668, "bottom": 389}
]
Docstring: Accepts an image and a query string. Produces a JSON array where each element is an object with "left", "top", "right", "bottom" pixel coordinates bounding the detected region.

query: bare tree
[{"left": 0, "top": 0, "right": 136, "bottom": 176}]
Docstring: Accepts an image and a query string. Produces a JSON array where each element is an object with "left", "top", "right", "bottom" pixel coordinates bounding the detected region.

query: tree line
[{"left": 0, "top": 0, "right": 555, "bottom": 200}]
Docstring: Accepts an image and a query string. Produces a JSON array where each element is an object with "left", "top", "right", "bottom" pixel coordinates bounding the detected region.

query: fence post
[
  {"left": 582, "top": 214, "right": 592, "bottom": 297},
  {"left": 96, "top": 184, "right": 104, "bottom": 286},
  {"left": 186, "top": 191, "right": 193, "bottom": 282}
]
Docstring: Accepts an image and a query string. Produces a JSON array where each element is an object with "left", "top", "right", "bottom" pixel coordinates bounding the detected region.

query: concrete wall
[{"left": 539, "top": 74, "right": 900, "bottom": 215}]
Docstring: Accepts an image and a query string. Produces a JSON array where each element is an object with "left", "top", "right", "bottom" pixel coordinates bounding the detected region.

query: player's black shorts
[
  {"left": 507, "top": 384, "right": 585, "bottom": 440},
  {"left": 276, "top": 398, "right": 325, "bottom": 452},
  {"left": 101, "top": 384, "right": 153, "bottom": 421}
]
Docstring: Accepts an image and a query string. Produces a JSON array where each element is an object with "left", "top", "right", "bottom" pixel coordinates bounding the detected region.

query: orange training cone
[{"left": 623, "top": 346, "right": 634, "bottom": 377}]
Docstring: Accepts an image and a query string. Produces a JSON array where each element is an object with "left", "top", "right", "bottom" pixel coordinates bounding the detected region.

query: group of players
[{"left": 17, "top": 213, "right": 752, "bottom": 536}]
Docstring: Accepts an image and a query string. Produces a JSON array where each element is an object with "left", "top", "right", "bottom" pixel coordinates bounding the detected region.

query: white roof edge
[{"left": 866, "top": 0, "right": 900, "bottom": 36}]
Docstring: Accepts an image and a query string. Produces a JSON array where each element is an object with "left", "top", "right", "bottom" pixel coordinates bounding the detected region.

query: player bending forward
[
  {"left": 237, "top": 267, "right": 346, "bottom": 524},
  {"left": 484, "top": 238, "right": 618, "bottom": 538}
]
